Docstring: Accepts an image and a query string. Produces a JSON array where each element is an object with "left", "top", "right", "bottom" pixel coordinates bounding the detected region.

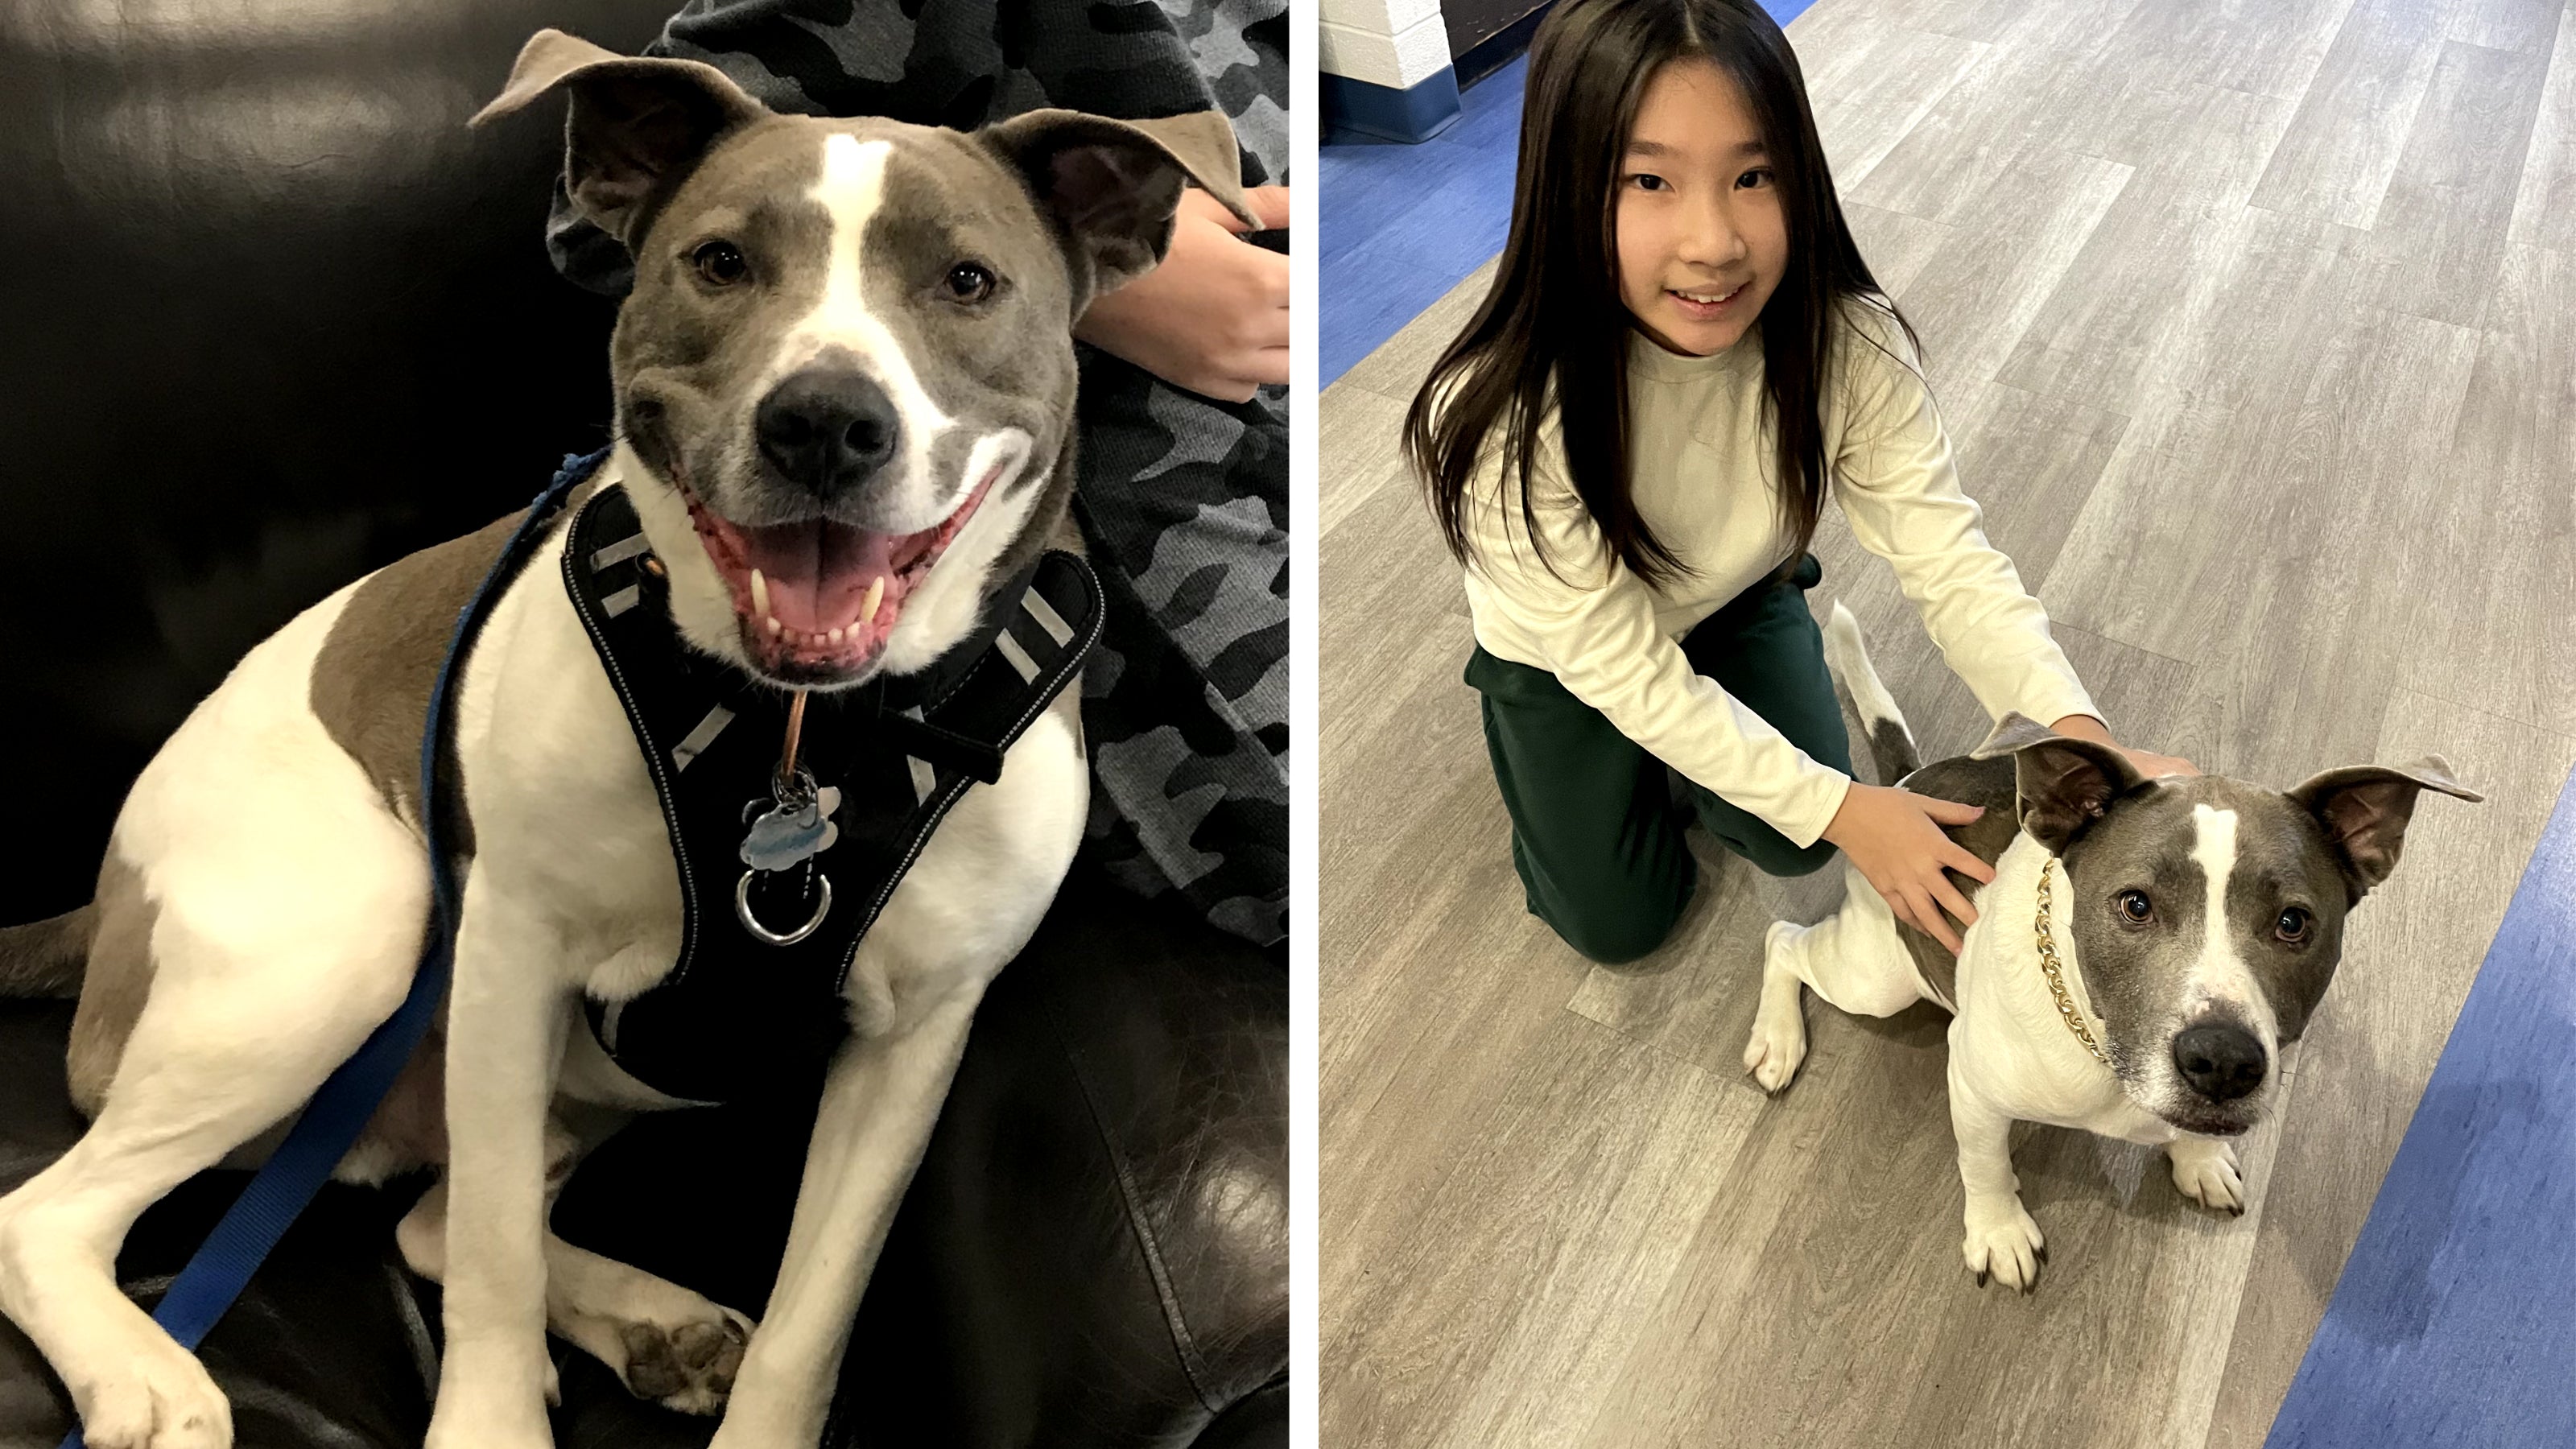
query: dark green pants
[{"left": 1468, "top": 554, "right": 1852, "bottom": 964}]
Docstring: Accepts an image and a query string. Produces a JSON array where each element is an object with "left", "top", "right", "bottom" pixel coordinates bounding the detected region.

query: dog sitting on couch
[{"left": 0, "top": 29, "right": 1253, "bottom": 1449}]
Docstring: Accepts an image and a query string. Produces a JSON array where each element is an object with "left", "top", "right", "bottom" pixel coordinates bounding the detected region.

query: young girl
[{"left": 1405, "top": 0, "right": 2190, "bottom": 967}]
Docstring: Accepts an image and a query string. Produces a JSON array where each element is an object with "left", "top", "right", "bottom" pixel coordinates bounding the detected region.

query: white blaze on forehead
[
  {"left": 2190, "top": 803, "right": 2237, "bottom": 935},
  {"left": 776, "top": 131, "right": 954, "bottom": 513},
  {"left": 2186, "top": 803, "right": 2275, "bottom": 1038}
]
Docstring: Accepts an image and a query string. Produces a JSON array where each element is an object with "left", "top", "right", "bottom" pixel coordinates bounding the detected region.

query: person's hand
[
  {"left": 1822, "top": 782, "right": 1996, "bottom": 955},
  {"left": 1074, "top": 185, "right": 1291, "bottom": 403},
  {"left": 2047, "top": 713, "right": 2200, "bottom": 781}
]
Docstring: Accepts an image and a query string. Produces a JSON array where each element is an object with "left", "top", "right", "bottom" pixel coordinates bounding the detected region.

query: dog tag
[{"left": 739, "top": 784, "right": 841, "bottom": 873}]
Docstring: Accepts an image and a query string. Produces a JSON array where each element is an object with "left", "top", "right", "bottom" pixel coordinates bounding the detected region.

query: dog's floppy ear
[
  {"left": 982, "top": 109, "right": 1261, "bottom": 308},
  {"left": 2288, "top": 757, "right": 2484, "bottom": 903},
  {"left": 472, "top": 29, "right": 767, "bottom": 247},
  {"left": 1968, "top": 712, "right": 2148, "bottom": 853}
]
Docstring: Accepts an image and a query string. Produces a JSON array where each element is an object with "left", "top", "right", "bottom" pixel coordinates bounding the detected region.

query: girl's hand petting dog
[
  {"left": 1831, "top": 715, "right": 2202, "bottom": 955},
  {"left": 1823, "top": 783, "right": 1996, "bottom": 955}
]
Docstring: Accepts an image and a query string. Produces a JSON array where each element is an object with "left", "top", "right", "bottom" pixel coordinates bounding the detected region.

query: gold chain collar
[{"left": 2033, "top": 858, "right": 2112, "bottom": 1067}]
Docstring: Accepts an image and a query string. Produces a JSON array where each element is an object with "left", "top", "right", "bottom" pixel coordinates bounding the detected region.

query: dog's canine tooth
[
  {"left": 749, "top": 568, "right": 769, "bottom": 619},
  {"left": 860, "top": 576, "right": 885, "bottom": 625}
]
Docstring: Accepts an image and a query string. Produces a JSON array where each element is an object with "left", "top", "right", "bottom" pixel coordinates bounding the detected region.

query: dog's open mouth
[{"left": 680, "top": 474, "right": 994, "bottom": 679}]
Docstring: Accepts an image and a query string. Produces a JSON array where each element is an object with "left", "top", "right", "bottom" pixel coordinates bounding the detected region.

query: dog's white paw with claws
[
  {"left": 1962, "top": 1194, "right": 2046, "bottom": 1292},
  {"left": 63, "top": 1333, "right": 231, "bottom": 1449},
  {"left": 1744, "top": 923, "right": 1810, "bottom": 1093},
  {"left": 2169, "top": 1136, "right": 2246, "bottom": 1216}
]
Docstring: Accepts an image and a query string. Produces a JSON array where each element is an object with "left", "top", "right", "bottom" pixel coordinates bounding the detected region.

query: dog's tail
[
  {"left": 0, "top": 904, "right": 93, "bottom": 999},
  {"left": 1823, "top": 601, "right": 1921, "bottom": 786}
]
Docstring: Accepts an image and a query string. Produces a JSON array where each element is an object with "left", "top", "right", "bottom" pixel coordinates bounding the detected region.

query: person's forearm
[
  {"left": 2048, "top": 713, "right": 2116, "bottom": 747},
  {"left": 1073, "top": 187, "right": 1290, "bottom": 402},
  {"left": 2048, "top": 712, "right": 2201, "bottom": 779}
]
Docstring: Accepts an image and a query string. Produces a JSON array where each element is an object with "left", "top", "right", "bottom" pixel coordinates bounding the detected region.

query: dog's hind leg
[
  {"left": 0, "top": 842, "right": 427, "bottom": 1449},
  {"left": 0, "top": 583, "right": 435, "bottom": 1449},
  {"left": 1744, "top": 861, "right": 1937, "bottom": 1092},
  {"left": 1746, "top": 608, "right": 1944, "bottom": 1093},
  {"left": 396, "top": 1172, "right": 753, "bottom": 1417}
]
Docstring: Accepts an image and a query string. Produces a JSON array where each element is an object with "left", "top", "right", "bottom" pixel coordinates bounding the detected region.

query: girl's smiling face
[{"left": 1614, "top": 57, "right": 1787, "bottom": 357}]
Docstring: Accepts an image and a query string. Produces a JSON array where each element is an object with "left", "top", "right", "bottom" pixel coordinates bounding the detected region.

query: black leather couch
[{"left": 0, "top": 2, "right": 1289, "bottom": 1445}]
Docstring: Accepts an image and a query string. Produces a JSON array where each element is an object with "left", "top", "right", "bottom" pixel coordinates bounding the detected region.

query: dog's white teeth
[
  {"left": 828, "top": 626, "right": 844, "bottom": 646},
  {"left": 860, "top": 576, "right": 886, "bottom": 625},
  {"left": 749, "top": 568, "right": 769, "bottom": 619},
  {"left": 765, "top": 615, "right": 782, "bottom": 637}
]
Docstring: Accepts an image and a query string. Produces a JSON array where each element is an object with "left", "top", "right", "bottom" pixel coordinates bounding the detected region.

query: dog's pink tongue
[{"left": 737, "top": 520, "right": 898, "bottom": 633}]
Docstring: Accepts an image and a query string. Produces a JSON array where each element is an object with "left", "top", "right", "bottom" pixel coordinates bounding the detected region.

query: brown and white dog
[
  {"left": 0, "top": 30, "right": 1252, "bottom": 1449},
  {"left": 1744, "top": 603, "right": 2481, "bottom": 1291}
]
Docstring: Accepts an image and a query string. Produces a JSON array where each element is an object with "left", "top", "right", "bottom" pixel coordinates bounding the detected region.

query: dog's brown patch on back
[
  {"left": 1890, "top": 753, "right": 2023, "bottom": 1008},
  {"left": 67, "top": 851, "right": 156, "bottom": 1119},
  {"left": 308, "top": 486, "right": 594, "bottom": 857}
]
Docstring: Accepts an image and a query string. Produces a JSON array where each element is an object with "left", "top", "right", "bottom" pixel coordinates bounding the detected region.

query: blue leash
[{"left": 61, "top": 449, "right": 608, "bottom": 1449}]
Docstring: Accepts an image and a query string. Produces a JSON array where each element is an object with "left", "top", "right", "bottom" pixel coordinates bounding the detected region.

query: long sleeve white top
[{"left": 1460, "top": 302, "right": 2099, "bottom": 848}]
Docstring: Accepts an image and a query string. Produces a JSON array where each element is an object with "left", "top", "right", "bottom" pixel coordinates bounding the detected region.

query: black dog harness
[{"left": 561, "top": 481, "right": 1100, "bottom": 1104}]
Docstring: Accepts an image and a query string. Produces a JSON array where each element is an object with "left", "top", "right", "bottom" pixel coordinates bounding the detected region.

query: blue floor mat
[
  {"left": 2268, "top": 762, "right": 2576, "bottom": 1448},
  {"left": 1319, "top": 55, "right": 1528, "bottom": 386},
  {"left": 1319, "top": 0, "right": 1816, "bottom": 388}
]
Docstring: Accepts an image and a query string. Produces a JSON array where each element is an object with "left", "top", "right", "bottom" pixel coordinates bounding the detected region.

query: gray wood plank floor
[{"left": 1318, "top": 0, "right": 2576, "bottom": 1443}]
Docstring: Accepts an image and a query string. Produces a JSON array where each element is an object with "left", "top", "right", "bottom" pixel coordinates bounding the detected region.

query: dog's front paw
[
  {"left": 1962, "top": 1195, "right": 2046, "bottom": 1292},
  {"left": 66, "top": 1339, "right": 231, "bottom": 1449},
  {"left": 618, "top": 1311, "right": 752, "bottom": 1416},
  {"left": 1743, "top": 922, "right": 1810, "bottom": 1094},
  {"left": 2169, "top": 1137, "right": 2246, "bottom": 1216}
]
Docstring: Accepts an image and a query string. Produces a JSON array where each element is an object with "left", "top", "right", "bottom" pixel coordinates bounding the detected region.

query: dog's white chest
[
  {"left": 451, "top": 580, "right": 688, "bottom": 1000},
  {"left": 452, "top": 521, "right": 1088, "bottom": 1063}
]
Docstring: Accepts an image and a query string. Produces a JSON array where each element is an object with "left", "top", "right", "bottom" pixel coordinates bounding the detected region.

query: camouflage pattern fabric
[{"left": 547, "top": 0, "right": 1289, "bottom": 945}]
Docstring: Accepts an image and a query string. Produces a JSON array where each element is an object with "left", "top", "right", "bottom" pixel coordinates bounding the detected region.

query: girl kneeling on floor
[{"left": 1405, "top": 0, "right": 2191, "bottom": 966}]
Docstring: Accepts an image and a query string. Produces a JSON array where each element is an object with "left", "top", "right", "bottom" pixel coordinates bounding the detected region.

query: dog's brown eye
[
  {"left": 2116, "top": 890, "right": 2154, "bottom": 923},
  {"left": 2277, "top": 907, "right": 2312, "bottom": 942},
  {"left": 693, "top": 241, "right": 748, "bottom": 287},
  {"left": 945, "top": 261, "right": 996, "bottom": 303}
]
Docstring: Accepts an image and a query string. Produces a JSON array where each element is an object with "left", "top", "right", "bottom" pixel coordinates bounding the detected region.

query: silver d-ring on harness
[{"left": 736, "top": 869, "right": 834, "bottom": 947}]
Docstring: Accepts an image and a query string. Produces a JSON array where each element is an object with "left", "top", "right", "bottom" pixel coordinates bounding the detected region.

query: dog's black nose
[
  {"left": 755, "top": 369, "right": 899, "bottom": 497},
  {"left": 2174, "top": 1023, "right": 2266, "bottom": 1100}
]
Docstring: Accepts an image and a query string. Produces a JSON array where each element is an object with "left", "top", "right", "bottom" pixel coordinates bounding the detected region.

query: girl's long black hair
[{"left": 1406, "top": 0, "right": 1917, "bottom": 588}]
